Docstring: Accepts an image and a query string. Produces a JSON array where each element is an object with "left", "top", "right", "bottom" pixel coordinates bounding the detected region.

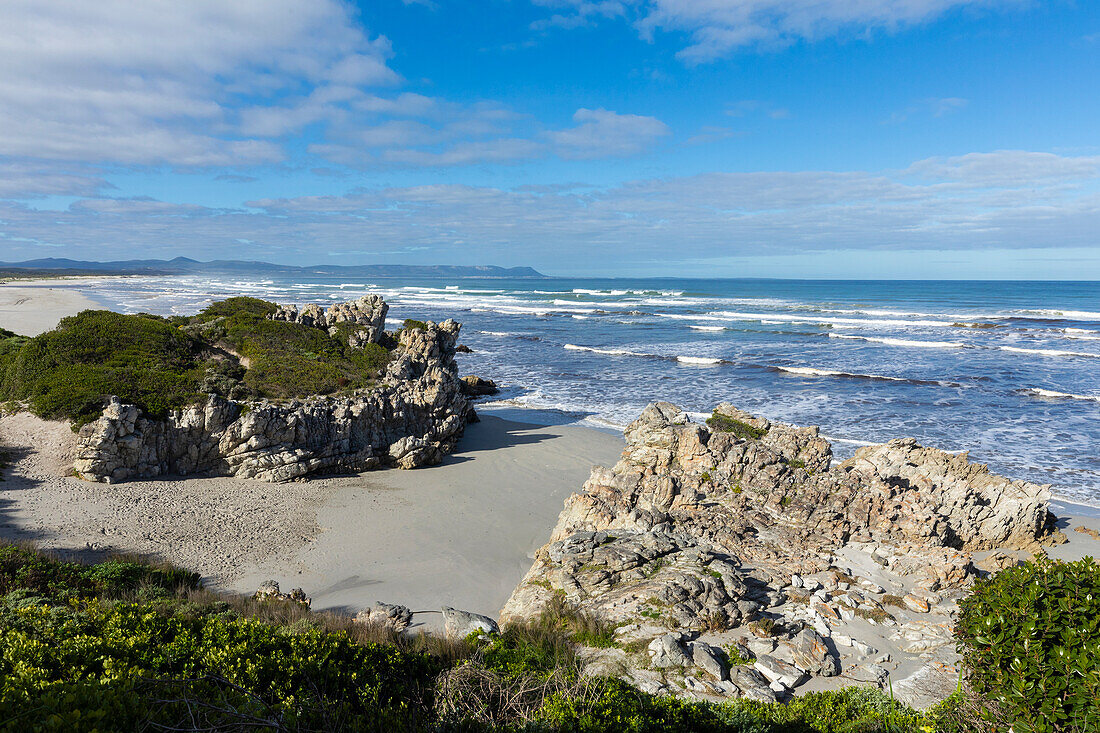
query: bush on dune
[
  {"left": 0, "top": 310, "right": 206, "bottom": 424},
  {"left": 0, "top": 298, "right": 395, "bottom": 425}
]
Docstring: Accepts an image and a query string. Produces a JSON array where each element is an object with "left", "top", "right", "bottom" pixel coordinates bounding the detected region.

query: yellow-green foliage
[{"left": 705, "top": 412, "right": 767, "bottom": 440}]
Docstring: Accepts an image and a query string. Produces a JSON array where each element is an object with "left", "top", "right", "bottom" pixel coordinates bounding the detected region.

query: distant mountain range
[{"left": 0, "top": 257, "right": 546, "bottom": 279}]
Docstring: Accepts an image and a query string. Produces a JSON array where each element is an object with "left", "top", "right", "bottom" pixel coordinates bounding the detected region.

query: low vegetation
[
  {"left": 955, "top": 554, "right": 1100, "bottom": 732},
  {"left": 0, "top": 541, "right": 1005, "bottom": 732},
  {"left": 3, "top": 545, "right": 1094, "bottom": 731},
  {"left": 706, "top": 412, "right": 768, "bottom": 441},
  {"left": 0, "top": 298, "right": 396, "bottom": 426},
  {"left": 403, "top": 319, "right": 430, "bottom": 331}
]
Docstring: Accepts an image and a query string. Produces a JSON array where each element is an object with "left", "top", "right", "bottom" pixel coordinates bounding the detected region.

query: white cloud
[
  {"left": 533, "top": 0, "right": 1022, "bottom": 62},
  {"left": 547, "top": 108, "right": 670, "bottom": 159},
  {"left": 2, "top": 151, "right": 1096, "bottom": 269},
  {"left": 0, "top": 162, "right": 112, "bottom": 199},
  {"left": 0, "top": 0, "right": 398, "bottom": 165}
]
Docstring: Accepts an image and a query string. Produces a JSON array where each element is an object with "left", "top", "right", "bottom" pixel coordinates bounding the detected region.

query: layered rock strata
[
  {"left": 501, "top": 402, "right": 1057, "bottom": 704},
  {"left": 73, "top": 312, "right": 473, "bottom": 483},
  {"left": 270, "top": 294, "right": 388, "bottom": 345}
]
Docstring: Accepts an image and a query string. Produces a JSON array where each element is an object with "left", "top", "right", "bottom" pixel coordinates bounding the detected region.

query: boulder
[
  {"left": 689, "top": 641, "right": 728, "bottom": 680},
  {"left": 648, "top": 634, "right": 690, "bottom": 668},
  {"left": 355, "top": 602, "right": 414, "bottom": 633},
  {"left": 789, "top": 627, "right": 839, "bottom": 677},
  {"left": 442, "top": 607, "right": 499, "bottom": 638},
  {"left": 753, "top": 655, "right": 808, "bottom": 691},
  {"left": 253, "top": 580, "right": 310, "bottom": 607},
  {"left": 460, "top": 375, "right": 499, "bottom": 396}
]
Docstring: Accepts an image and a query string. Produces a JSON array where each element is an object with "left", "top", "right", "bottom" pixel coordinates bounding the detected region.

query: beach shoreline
[
  {"left": 0, "top": 278, "right": 104, "bottom": 336},
  {"left": 0, "top": 407, "right": 625, "bottom": 623},
  {"left": 2, "top": 280, "right": 1100, "bottom": 623}
]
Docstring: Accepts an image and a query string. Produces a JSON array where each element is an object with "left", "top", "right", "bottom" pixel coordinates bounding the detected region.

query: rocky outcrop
[
  {"left": 501, "top": 402, "right": 1057, "bottom": 704},
  {"left": 459, "top": 375, "right": 499, "bottom": 397},
  {"left": 73, "top": 311, "right": 474, "bottom": 483},
  {"left": 271, "top": 295, "right": 388, "bottom": 345}
]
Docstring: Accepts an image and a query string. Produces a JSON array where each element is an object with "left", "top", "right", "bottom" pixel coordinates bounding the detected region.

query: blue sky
[{"left": 0, "top": 0, "right": 1098, "bottom": 278}]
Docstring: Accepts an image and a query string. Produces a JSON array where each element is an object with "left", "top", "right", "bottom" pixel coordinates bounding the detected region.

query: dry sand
[
  {"left": 0, "top": 279, "right": 102, "bottom": 335},
  {"left": 230, "top": 411, "right": 623, "bottom": 621},
  {"left": 0, "top": 408, "right": 624, "bottom": 623}
]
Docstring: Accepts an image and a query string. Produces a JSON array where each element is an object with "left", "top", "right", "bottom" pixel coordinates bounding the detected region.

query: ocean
[{"left": 67, "top": 275, "right": 1100, "bottom": 504}]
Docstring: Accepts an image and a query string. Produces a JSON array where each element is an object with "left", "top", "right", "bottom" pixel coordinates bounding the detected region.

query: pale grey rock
[
  {"left": 753, "top": 655, "right": 808, "bottom": 690},
  {"left": 498, "top": 400, "right": 1058, "bottom": 704},
  {"left": 648, "top": 634, "right": 690, "bottom": 669},
  {"left": 730, "top": 666, "right": 778, "bottom": 702},
  {"left": 253, "top": 580, "right": 310, "bottom": 607},
  {"left": 355, "top": 602, "right": 413, "bottom": 633},
  {"left": 848, "top": 663, "right": 890, "bottom": 688},
  {"left": 442, "top": 607, "right": 499, "bottom": 638},
  {"left": 689, "top": 641, "right": 728, "bottom": 680},
  {"left": 789, "top": 627, "right": 840, "bottom": 677},
  {"left": 272, "top": 295, "right": 389, "bottom": 345}
]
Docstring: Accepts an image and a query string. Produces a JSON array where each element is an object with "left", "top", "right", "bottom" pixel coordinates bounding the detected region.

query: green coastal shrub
[
  {"left": 0, "top": 299, "right": 396, "bottom": 424},
  {"left": 706, "top": 412, "right": 768, "bottom": 441},
  {"left": 0, "top": 310, "right": 206, "bottom": 424},
  {"left": 955, "top": 554, "right": 1100, "bottom": 732},
  {"left": 193, "top": 298, "right": 391, "bottom": 399},
  {"left": 0, "top": 543, "right": 199, "bottom": 603}
]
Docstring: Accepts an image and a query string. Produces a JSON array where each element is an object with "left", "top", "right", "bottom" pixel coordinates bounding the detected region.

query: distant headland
[{"left": 0, "top": 256, "right": 546, "bottom": 279}]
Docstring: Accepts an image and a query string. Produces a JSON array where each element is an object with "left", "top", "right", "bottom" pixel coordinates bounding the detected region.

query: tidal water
[{"left": 66, "top": 275, "right": 1100, "bottom": 503}]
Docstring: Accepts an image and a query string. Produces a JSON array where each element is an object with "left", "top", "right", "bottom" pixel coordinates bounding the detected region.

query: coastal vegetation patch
[
  {"left": 706, "top": 411, "right": 768, "bottom": 441},
  {"left": 9, "top": 544, "right": 1089, "bottom": 731},
  {"left": 0, "top": 298, "right": 397, "bottom": 426},
  {"left": 955, "top": 554, "right": 1100, "bottom": 732}
]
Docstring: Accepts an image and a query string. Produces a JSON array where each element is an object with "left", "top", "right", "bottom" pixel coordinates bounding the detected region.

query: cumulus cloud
[
  {"left": 532, "top": 0, "right": 1022, "bottom": 62},
  {"left": 2, "top": 150, "right": 1097, "bottom": 268},
  {"left": 0, "top": 0, "right": 397, "bottom": 165}
]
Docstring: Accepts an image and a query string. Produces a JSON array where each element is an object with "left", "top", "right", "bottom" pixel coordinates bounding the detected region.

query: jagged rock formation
[
  {"left": 271, "top": 295, "right": 388, "bottom": 345},
  {"left": 501, "top": 402, "right": 1058, "bottom": 704},
  {"left": 73, "top": 309, "right": 474, "bottom": 483}
]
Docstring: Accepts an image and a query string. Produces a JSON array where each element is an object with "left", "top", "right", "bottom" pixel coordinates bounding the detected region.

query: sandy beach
[
  {"left": 0, "top": 407, "right": 624, "bottom": 622},
  {"left": 0, "top": 279, "right": 101, "bottom": 336}
]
